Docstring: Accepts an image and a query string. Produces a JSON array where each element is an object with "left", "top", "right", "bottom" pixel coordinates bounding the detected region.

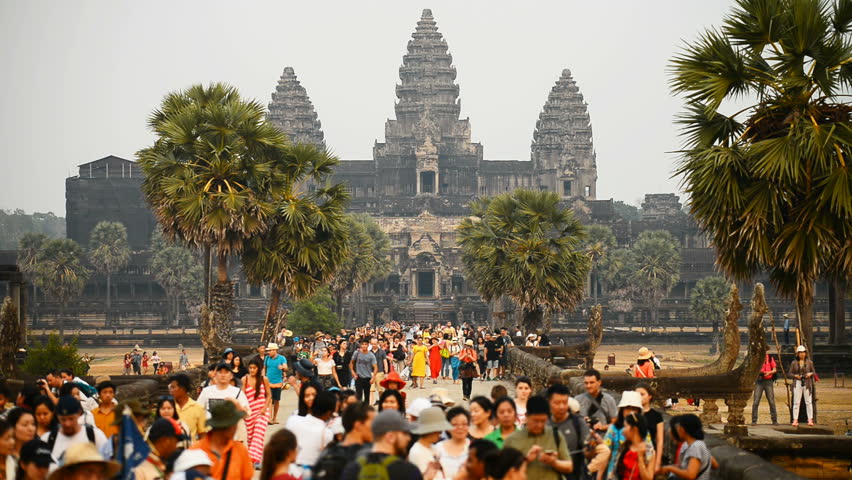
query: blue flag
[{"left": 116, "top": 408, "right": 150, "bottom": 480}]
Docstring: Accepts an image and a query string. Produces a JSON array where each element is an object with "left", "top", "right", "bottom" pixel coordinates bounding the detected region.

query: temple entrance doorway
[{"left": 417, "top": 271, "right": 435, "bottom": 297}]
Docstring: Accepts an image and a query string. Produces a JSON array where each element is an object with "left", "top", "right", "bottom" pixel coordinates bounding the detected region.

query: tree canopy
[
  {"left": 690, "top": 275, "right": 732, "bottom": 332},
  {"left": 287, "top": 288, "right": 342, "bottom": 336}
]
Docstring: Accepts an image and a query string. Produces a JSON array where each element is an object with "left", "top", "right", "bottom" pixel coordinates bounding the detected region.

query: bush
[{"left": 22, "top": 334, "right": 88, "bottom": 377}]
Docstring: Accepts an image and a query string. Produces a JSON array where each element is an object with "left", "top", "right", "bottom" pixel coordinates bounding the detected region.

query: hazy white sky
[{"left": 0, "top": 0, "right": 736, "bottom": 215}]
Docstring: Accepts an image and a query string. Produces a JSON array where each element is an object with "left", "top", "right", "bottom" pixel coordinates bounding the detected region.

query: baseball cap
[
  {"left": 20, "top": 439, "right": 53, "bottom": 467},
  {"left": 371, "top": 410, "right": 411, "bottom": 437},
  {"left": 55, "top": 396, "right": 83, "bottom": 416},
  {"left": 148, "top": 418, "right": 189, "bottom": 441}
]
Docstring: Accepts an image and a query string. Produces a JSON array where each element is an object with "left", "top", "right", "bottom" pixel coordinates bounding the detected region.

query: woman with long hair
[
  {"left": 231, "top": 355, "right": 248, "bottom": 381},
  {"left": 613, "top": 413, "right": 654, "bottom": 480},
  {"left": 258, "top": 429, "right": 298, "bottom": 480},
  {"left": 243, "top": 357, "right": 272, "bottom": 467},
  {"left": 122, "top": 353, "right": 131, "bottom": 375},
  {"left": 484, "top": 397, "right": 517, "bottom": 448},
  {"left": 333, "top": 340, "right": 353, "bottom": 389},
  {"left": 658, "top": 414, "right": 712, "bottom": 480},
  {"left": 314, "top": 347, "right": 340, "bottom": 390},
  {"left": 296, "top": 382, "right": 320, "bottom": 417},
  {"left": 435, "top": 407, "right": 471, "bottom": 479},
  {"left": 0, "top": 419, "right": 15, "bottom": 480},
  {"left": 476, "top": 337, "right": 487, "bottom": 381},
  {"left": 6, "top": 408, "right": 35, "bottom": 460},
  {"left": 514, "top": 377, "right": 532, "bottom": 425},
  {"left": 635, "top": 383, "right": 664, "bottom": 472},
  {"left": 468, "top": 397, "right": 495, "bottom": 439},
  {"left": 458, "top": 340, "right": 480, "bottom": 401},
  {"left": 788, "top": 345, "right": 816, "bottom": 426},
  {"left": 378, "top": 390, "right": 406, "bottom": 416},
  {"left": 603, "top": 391, "right": 644, "bottom": 479},
  {"left": 449, "top": 340, "right": 462, "bottom": 384},
  {"left": 30, "top": 398, "right": 54, "bottom": 438}
]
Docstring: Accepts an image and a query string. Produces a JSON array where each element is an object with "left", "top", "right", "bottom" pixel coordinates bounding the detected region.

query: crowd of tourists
[{"left": 0, "top": 319, "right": 817, "bottom": 480}]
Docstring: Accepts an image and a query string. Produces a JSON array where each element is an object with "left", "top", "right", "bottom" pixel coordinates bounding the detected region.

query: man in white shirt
[
  {"left": 41, "top": 396, "right": 108, "bottom": 466},
  {"left": 285, "top": 390, "right": 337, "bottom": 477},
  {"left": 196, "top": 363, "right": 250, "bottom": 443}
]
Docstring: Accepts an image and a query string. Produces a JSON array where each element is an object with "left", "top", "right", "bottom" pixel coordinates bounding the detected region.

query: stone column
[{"left": 700, "top": 399, "right": 721, "bottom": 424}]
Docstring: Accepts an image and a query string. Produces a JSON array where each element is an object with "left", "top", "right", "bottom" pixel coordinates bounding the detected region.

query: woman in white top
[
  {"left": 409, "top": 407, "right": 452, "bottom": 478},
  {"left": 434, "top": 407, "right": 470, "bottom": 479},
  {"left": 313, "top": 347, "right": 340, "bottom": 390}
]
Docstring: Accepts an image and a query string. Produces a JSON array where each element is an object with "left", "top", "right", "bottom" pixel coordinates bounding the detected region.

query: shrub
[{"left": 22, "top": 334, "right": 87, "bottom": 377}]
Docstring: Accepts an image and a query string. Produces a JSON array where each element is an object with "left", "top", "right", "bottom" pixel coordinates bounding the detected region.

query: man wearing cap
[
  {"left": 263, "top": 343, "right": 288, "bottom": 424},
  {"left": 41, "top": 396, "right": 108, "bottom": 466},
  {"left": 197, "top": 363, "right": 250, "bottom": 443},
  {"left": 168, "top": 373, "right": 207, "bottom": 440},
  {"left": 191, "top": 401, "right": 253, "bottom": 480},
  {"left": 505, "top": 396, "right": 573, "bottom": 480},
  {"left": 135, "top": 418, "right": 187, "bottom": 480},
  {"left": 19, "top": 438, "right": 53, "bottom": 477},
  {"left": 340, "top": 410, "right": 423, "bottom": 480}
]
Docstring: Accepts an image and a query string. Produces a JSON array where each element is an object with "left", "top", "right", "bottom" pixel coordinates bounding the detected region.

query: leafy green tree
[
  {"left": 329, "top": 214, "right": 391, "bottom": 327},
  {"left": 458, "top": 189, "right": 591, "bottom": 333},
  {"left": 690, "top": 276, "right": 732, "bottom": 333},
  {"left": 670, "top": 0, "right": 851, "bottom": 349},
  {"left": 613, "top": 201, "right": 641, "bottom": 222},
  {"left": 88, "top": 221, "right": 131, "bottom": 324},
  {"left": 242, "top": 150, "right": 350, "bottom": 343},
  {"left": 287, "top": 288, "right": 342, "bottom": 336},
  {"left": 584, "top": 224, "right": 616, "bottom": 303},
  {"left": 138, "top": 83, "right": 291, "bottom": 347},
  {"left": 150, "top": 230, "right": 204, "bottom": 325},
  {"left": 630, "top": 230, "right": 681, "bottom": 332},
  {"left": 34, "top": 239, "right": 89, "bottom": 338},
  {"left": 22, "top": 334, "right": 87, "bottom": 377},
  {"left": 0, "top": 210, "right": 64, "bottom": 249}
]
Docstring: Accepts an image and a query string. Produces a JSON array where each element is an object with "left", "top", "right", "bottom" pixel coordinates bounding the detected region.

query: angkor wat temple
[{"left": 33, "top": 9, "right": 828, "bottom": 331}]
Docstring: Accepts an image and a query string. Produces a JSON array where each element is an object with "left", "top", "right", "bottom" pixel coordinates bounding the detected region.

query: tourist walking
[
  {"left": 788, "top": 345, "right": 816, "bottom": 426},
  {"left": 168, "top": 373, "right": 207, "bottom": 440},
  {"left": 504, "top": 396, "right": 573, "bottom": 480},
  {"left": 340, "top": 410, "right": 423, "bottom": 480},
  {"left": 547, "top": 383, "right": 589, "bottom": 480},
  {"left": 122, "top": 354, "right": 131, "bottom": 375},
  {"left": 428, "top": 338, "right": 443, "bottom": 383},
  {"left": 602, "top": 391, "right": 644, "bottom": 479},
  {"left": 468, "top": 397, "right": 495, "bottom": 439},
  {"left": 752, "top": 353, "right": 778, "bottom": 425},
  {"left": 409, "top": 406, "right": 452, "bottom": 475},
  {"left": 191, "top": 401, "right": 253, "bottom": 480},
  {"left": 483, "top": 333, "right": 501, "bottom": 380},
  {"left": 635, "top": 383, "right": 664, "bottom": 472},
  {"left": 458, "top": 340, "right": 479, "bottom": 401},
  {"left": 178, "top": 348, "right": 190, "bottom": 371},
  {"left": 434, "top": 407, "right": 471, "bottom": 478},
  {"left": 514, "top": 377, "right": 532, "bottom": 424},
  {"left": 258, "top": 429, "right": 299, "bottom": 480},
  {"left": 151, "top": 351, "right": 161, "bottom": 374},
  {"left": 313, "top": 347, "right": 340, "bottom": 390},
  {"left": 142, "top": 351, "right": 149, "bottom": 374},
  {"left": 350, "top": 339, "right": 377, "bottom": 404},
  {"left": 633, "top": 348, "right": 655, "bottom": 379},
  {"left": 263, "top": 343, "right": 288, "bottom": 424},
  {"left": 476, "top": 337, "right": 487, "bottom": 381},
  {"left": 333, "top": 340, "right": 353, "bottom": 389},
  {"left": 410, "top": 337, "right": 428, "bottom": 389},
  {"left": 577, "top": 369, "right": 618, "bottom": 431},
  {"left": 658, "top": 414, "right": 712, "bottom": 480},
  {"left": 449, "top": 340, "right": 461, "bottom": 383},
  {"left": 243, "top": 357, "right": 271, "bottom": 466},
  {"left": 484, "top": 397, "right": 517, "bottom": 448},
  {"left": 196, "top": 363, "right": 250, "bottom": 444},
  {"left": 613, "top": 413, "right": 654, "bottom": 480}
]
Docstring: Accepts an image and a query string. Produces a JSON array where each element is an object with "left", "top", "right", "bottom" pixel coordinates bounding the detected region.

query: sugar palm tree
[
  {"left": 88, "top": 221, "right": 131, "bottom": 326},
  {"left": 242, "top": 142, "right": 350, "bottom": 342},
  {"left": 35, "top": 239, "right": 89, "bottom": 339},
  {"left": 629, "top": 230, "right": 681, "bottom": 332},
  {"left": 671, "top": 0, "right": 852, "bottom": 350},
  {"left": 457, "top": 189, "right": 591, "bottom": 333},
  {"left": 138, "top": 83, "right": 289, "bottom": 344},
  {"left": 584, "top": 224, "right": 616, "bottom": 303},
  {"left": 691, "top": 276, "right": 732, "bottom": 333},
  {"left": 18, "top": 232, "right": 48, "bottom": 302}
]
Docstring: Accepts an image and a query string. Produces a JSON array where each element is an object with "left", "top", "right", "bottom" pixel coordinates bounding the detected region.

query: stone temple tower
[
  {"left": 267, "top": 66, "right": 326, "bottom": 150},
  {"left": 531, "top": 69, "right": 597, "bottom": 199},
  {"left": 373, "top": 8, "right": 483, "bottom": 200}
]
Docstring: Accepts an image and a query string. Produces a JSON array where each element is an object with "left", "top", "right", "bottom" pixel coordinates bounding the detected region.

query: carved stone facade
[{"left": 266, "top": 9, "right": 599, "bottom": 324}]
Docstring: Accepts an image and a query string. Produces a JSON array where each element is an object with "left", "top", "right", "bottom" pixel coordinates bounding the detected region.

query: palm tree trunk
[
  {"left": 174, "top": 294, "right": 180, "bottom": 325},
  {"left": 58, "top": 301, "right": 65, "bottom": 341},
  {"left": 522, "top": 307, "right": 544, "bottom": 334},
  {"left": 336, "top": 292, "right": 345, "bottom": 326},
  {"left": 105, "top": 272, "right": 111, "bottom": 326},
  {"left": 262, "top": 289, "right": 281, "bottom": 343},
  {"left": 216, "top": 251, "right": 228, "bottom": 283},
  {"left": 797, "top": 293, "right": 814, "bottom": 352},
  {"left": 203, "top": 246, "right": 211, "bottom": 306},
  {"left": 828, "top": 279, "right": 846, "bottom": 345}
]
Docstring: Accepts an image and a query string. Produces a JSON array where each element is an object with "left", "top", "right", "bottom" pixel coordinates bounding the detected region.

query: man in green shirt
[{"left": 505, "top": 396, "right": 573, "bottom": 480}]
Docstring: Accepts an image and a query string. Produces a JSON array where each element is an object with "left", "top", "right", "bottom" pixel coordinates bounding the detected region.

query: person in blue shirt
[{"left": 263, "top": 343, "right": 288, "bottom": 424}]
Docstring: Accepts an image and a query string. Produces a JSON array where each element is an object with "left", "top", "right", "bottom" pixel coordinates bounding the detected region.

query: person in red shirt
[{"left": 191, "top": 401, "right": 253, "bottom": 480}]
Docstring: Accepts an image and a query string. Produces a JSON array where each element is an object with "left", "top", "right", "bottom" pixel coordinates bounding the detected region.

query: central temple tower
[{"left": 373, "top": 9, "right": 483, "bottom": 200}]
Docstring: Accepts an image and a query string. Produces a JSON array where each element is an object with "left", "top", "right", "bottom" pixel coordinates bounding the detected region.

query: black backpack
[{"left": 314, "top": 443, "right": 369, "bottom": 480}]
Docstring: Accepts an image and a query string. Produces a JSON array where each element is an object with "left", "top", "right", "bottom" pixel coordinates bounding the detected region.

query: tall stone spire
[
  {"left": 267, "top": 67, "right": 326, "bottom": 150},
  {"left": 531, "top": 69, "right": 597, "bottom": 199}
]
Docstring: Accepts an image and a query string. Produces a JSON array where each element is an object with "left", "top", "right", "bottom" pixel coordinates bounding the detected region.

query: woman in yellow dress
[{"left": 410, "top": 336, "right": 429, "bottom": 389}]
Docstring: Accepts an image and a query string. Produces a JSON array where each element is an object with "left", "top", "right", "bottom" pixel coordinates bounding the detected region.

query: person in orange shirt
[
  {"left": 91, "top": 381, "right": 118, "bottom": 439},
  {"left": 633, "top": 347, "right": 656, "bottom": 379},
  {"left": 191, "top": 400, "right": 253, "bottom": 480}
]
